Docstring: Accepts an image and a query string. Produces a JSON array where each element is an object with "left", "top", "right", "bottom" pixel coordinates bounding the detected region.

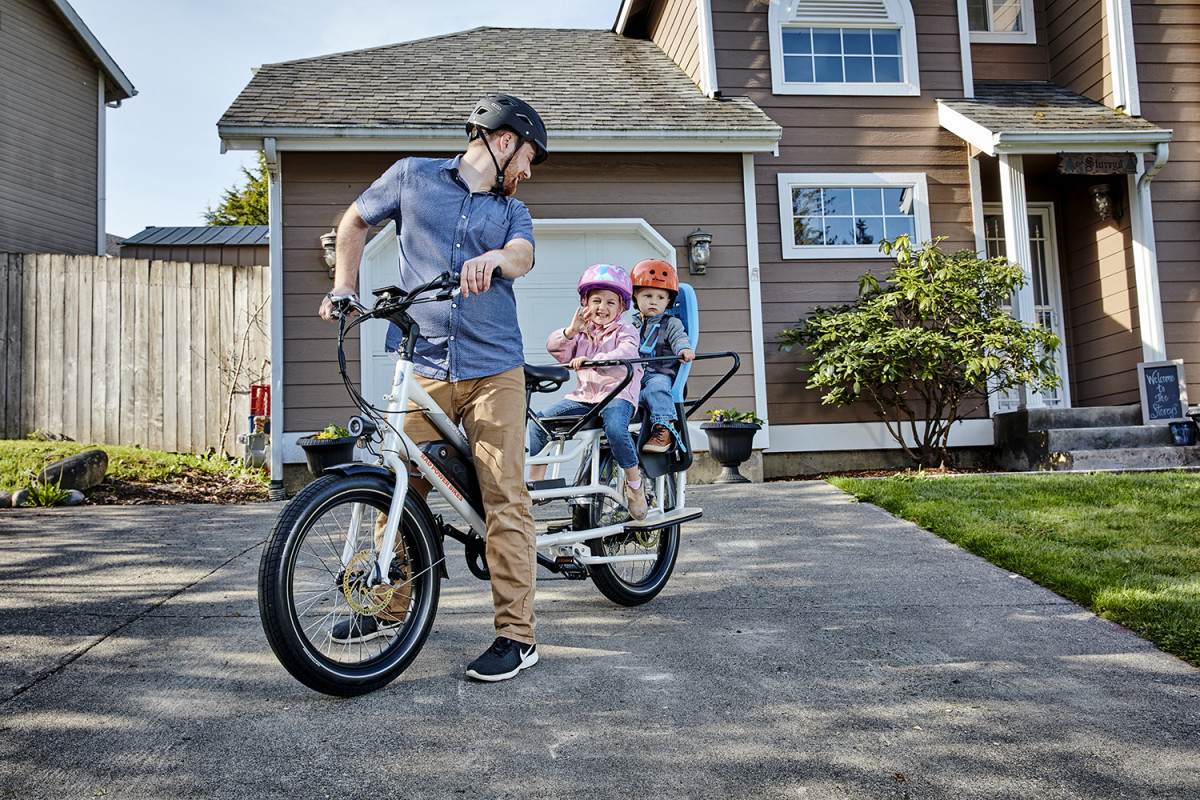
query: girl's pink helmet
[{"left": 577, "top": 264, "right": 633, "bottom": 310}]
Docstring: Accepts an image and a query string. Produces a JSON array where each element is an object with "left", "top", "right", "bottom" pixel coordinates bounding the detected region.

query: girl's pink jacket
[{"left": 546, "top": 319, "right": 643, "bottom": 407}]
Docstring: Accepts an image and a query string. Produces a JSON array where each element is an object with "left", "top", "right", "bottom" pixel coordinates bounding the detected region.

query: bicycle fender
[{"left": 317, "top": 463, "right": 449, "bottom": 580}]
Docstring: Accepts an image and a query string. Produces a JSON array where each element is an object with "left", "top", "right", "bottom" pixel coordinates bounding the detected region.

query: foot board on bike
[{"left": 623, "top": 506, "right": 702, "bottom": 530}]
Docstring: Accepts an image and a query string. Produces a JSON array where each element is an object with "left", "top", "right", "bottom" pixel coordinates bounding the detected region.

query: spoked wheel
[
  {"left": 258, "top": 473, "right": 441, "bottom": 696},
  {"left": 579, "top": 453, "right": 681, "bottom": 606}
]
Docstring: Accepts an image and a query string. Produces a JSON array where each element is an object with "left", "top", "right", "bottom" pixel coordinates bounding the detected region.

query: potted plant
[
  {"left": 297, "top": 424, "right": 357, "bottom": 477},
  {"left": 700, "top": 409, "right": 763, "bottom": 484}
]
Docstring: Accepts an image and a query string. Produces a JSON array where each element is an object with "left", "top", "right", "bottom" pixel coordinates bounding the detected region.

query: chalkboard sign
[{"left": 1137, "top": 360, "right": 1189, "bottom": 424}]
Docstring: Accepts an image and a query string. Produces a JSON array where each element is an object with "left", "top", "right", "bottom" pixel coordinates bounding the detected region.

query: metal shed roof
[{"left": 119, "top": 226, "right": 269, "bottom": 248}]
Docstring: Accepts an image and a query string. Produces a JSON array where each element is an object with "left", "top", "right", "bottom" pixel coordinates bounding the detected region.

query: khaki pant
[{"left": 386, "top": 366, "right": 537, "bottom": 644}]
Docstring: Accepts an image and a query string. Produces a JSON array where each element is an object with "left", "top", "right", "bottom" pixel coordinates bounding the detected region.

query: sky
[{"left": 68, "top": 0, "right": 619, "bottom": 239}]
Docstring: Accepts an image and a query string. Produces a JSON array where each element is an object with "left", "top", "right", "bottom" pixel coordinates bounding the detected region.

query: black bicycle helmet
[{"left": 466, "top": 94, "right": 549, "bottom": 165}]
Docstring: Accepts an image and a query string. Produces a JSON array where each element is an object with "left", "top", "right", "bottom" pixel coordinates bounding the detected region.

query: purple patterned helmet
[{"left": 577, "top": 264, "right": 633, "bottom": 310}]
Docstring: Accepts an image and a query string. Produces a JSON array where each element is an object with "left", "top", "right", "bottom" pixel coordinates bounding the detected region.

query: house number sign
[{"left": 1058, "top": 152, "right": 1137, "bottom": 175}]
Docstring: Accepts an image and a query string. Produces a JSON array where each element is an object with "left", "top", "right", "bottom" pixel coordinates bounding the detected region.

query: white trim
[
  {"left": 968, "top": 153, "right": 985, "bottom": 255},
  {"left": 955, "top": 0, "right": 975, "bottom": 98},
  {"left": 96, "top": 68, "right": 106, "bottom": 256},
  {"left": 220, "top": 127, "right": 782, "bottom": 155},
  {"left": 767, "top": 0, "right": 920, "bottom": 97},
  {"left": 46, "top": 0, "right": 136, "bottom": 101},
  {"left": 264, "top": 139, "right": 285, "bottom": 485},
  {"left": 767, "top": 419, "right": 994, "bottom": 452},
  {"left": 966, "top": 0, "right": 1036, "bottom": 44},
  {"left": 776, "top": 172, "right": 931, "bottom": 260},
  {"left": 1106, "top": 0, "right": 1141, "bottom": 116},
  {"left": 614, "top": 0, "right": 635, "bottom": 35},
  {"left": 697, "top": 0, "right": 720, "bottom": 97},
  {"left": 743, "top": 154, "right": 770, "bottom": 446}
]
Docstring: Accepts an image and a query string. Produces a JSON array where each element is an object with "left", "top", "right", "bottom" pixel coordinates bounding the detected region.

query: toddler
[{"left": 631, "top": 259, "right": 695, "bottom": 454}]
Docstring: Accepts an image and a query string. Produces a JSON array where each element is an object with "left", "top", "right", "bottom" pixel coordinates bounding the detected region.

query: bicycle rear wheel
[
  {"left": 582, "top": 454, "right": 681, "bottom": 606},
  {"left": 258, "top": 473, "right": 441, "bottom": 696}
]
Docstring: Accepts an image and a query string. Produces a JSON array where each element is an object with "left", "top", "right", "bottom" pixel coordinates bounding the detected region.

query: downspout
[
  {"left": 263, "top": 138, "right": 287, "bottom": 499},
  {"left": 96, "top": 69, "right": 106, "bottom": 255},
  {"left": 1130, "top": 142, "right": 1169, "bottom": 362},
  {"left": 955, "top": 0, "right": 974, "bottom": 99},
  {"left": 696, "top": 0, "right": 719, "bottom": 97}
]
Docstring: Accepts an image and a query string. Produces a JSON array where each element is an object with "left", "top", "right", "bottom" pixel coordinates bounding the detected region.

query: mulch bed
[{"left": 85, "top": 472, "right": 270, "bottom": 505}]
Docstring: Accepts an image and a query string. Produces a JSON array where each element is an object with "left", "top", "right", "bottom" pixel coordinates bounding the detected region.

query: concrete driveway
[{"left": 1, "top": 482, "right": 1197, "bottom": 799}]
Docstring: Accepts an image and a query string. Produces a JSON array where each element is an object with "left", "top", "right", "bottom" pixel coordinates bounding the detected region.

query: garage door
[{"left": 360, "top": 219, "right": 675, "bottom": 415}]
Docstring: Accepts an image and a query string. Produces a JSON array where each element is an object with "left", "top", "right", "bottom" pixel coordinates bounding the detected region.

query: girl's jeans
[
  {"left": 528, "top": 398, "right": 639, "bottom": 470},
  {"left": 640, "top": 372, "right": 676, "bottom": 426}
]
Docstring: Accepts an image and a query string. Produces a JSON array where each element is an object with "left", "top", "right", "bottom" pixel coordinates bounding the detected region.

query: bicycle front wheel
[
  {"left": 258, "top": 473, "right": 441, "bottom": 696},
  {"left": 584, "top": 454, "right": 681, "bottom": 606}
]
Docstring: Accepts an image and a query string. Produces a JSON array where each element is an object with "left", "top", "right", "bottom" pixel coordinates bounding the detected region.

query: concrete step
[
  {"left": 1021, "top": 405, "right": 1144, "bottom": 431},
  {"left": 1050, "top": 445, "right": 1200, "bottom": 471},
  {"left": 1045, "top": 424, "right": 1176, "bottom": 452}
]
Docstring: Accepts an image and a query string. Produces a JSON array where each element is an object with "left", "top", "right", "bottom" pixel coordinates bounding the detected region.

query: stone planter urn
[{"left": 700, "top": 421, "right": 760, "bottom": 484}]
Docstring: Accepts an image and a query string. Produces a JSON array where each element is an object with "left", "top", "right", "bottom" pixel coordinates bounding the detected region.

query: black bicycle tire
[
  {"left": 584, "top": 453, "right": 681, "bottom": 606},
  {"left": 258, "top": 473, "right": 440, "bottom": 696}
]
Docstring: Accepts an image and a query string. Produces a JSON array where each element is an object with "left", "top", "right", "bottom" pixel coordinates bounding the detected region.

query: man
[{"left": 318, "top": 94, "right": 548, "bottom": 682}]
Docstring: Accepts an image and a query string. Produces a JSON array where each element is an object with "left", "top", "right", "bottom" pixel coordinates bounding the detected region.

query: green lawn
[
  {"left": 0, "top": 439, "right": 267, "bottom": 501},
  {"left": 828, "top": 470, "right": 1200, "bottom": 667}
]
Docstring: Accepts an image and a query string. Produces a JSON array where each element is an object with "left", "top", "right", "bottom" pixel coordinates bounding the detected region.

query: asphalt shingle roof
[
  {"left": 940, "top": 81, "right": 1166, "bottom": 136},
  {"left": 219, "top": 27, "right": 779, "bottom": 139}
]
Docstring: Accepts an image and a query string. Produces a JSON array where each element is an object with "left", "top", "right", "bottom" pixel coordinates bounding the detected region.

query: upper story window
[
  {"left": 769, "top": 0, "right": 920, "bottom": 96},
  {"left": 967, "top": 0, "right": 1035, "bottom": 44}
]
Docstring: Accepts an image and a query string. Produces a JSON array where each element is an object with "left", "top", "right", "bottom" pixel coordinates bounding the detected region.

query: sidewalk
[{"left": 1, "top": 483, "right": 1197, "bottom": 799}]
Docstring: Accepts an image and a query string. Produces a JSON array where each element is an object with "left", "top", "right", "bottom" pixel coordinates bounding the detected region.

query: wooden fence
[{"left": 0, "top": 253, "right": 270, "bottom": 456}]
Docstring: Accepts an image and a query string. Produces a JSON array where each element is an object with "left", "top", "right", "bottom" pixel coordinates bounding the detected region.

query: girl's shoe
[{"left": 625, "top": 481, "right": 648, "bottom": 520}]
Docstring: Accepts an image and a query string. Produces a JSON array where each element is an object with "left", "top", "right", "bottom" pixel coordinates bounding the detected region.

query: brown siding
[
  {"left": 0, "top": 0, "right": 100, "bottom": 254},
  {"left": 646, "top": 0, "right": 703, "bottom": 87},
  {"left": 971, "top": 0, "right": 1051, "bottom": 81},
  {"left": 278, "top": 151, "right": 755, "bottom": 433},
  {"left": 1046, "top": 0, "right": 1111, "bottom": 101},
  {"left": 119, "top": 243, "right": 269, "bottom": 267},
  {"left": 714, "top": 0, "right": 975, "bottom": 427},
  {"left": 1134, "top": 0, "right": 1200, "bottom": 389}
]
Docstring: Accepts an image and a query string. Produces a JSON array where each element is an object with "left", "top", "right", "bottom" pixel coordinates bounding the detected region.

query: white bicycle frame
[{"left": 353, "top": 350, "right": 700, "bottom": 582}]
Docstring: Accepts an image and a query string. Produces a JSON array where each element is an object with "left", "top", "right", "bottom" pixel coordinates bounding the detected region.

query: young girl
[{"left": 527, "top": 264, "right": 647, "bottom": 519}]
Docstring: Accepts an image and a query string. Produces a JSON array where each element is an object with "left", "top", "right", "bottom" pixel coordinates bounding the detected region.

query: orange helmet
[{"left": 631, "top": 259, "right": 679, "bottom": 298}]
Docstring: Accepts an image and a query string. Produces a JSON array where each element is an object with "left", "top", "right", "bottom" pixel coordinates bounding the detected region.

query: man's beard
[{"left": 500, "top": 164, "right": 522, "bottom": 196}]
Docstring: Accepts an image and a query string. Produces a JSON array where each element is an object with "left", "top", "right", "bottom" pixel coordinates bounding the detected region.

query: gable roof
[
  {"left": 938, "top": 81, "right": 1170, "bottom": 156},
  {"left": 219, "top": 27, "right": 780, "bottom": 155},
  {"left": 119, "top": 226, "right": 269, "bottom": 248},
  {"left": 45, "top": 0, "right": 135, "bottom": 103}
]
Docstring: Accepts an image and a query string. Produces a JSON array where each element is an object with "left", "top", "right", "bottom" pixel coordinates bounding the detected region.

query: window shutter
[{"left": 788, "top": 0, "right": 892, "bottom": 23}]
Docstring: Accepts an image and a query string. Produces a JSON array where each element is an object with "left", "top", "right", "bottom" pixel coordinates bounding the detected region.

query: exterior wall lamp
[
  {"left": 320, "top": 229, "right": 337, "bottom": 278},
  {"left": 1089, "top": 183, "right": 1123, "bottom": 222},
  {"left": 686, "top": 228, "right": 712, "bottom": 275}
]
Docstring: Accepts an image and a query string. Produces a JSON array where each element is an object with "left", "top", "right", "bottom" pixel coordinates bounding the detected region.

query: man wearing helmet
[{"left": 318, "top": 94, "right": 548, "bottom": 682}]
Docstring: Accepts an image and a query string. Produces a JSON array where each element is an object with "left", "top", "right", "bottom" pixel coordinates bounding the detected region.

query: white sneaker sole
[
  {"left": 465, "top": 648, "right": 539, "bottom": 682},
  {"left": 329, "top": 619, "right": 401, "bottom": 644}
]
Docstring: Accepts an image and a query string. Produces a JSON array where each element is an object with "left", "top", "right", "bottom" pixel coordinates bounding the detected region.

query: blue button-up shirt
[{"left": 356, "top": 155, "right": 534, "bottom": 381}]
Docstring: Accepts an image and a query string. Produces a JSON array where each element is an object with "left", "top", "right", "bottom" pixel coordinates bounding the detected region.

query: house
[
  {"left": 118, "top": 225, "right": 270, "bottom": 267},
  {"left": 0, "top": 0, "right": 135, "bottom": 255},
  {"left": 218, "top": 0, "right": 1198, "bottom": 493}
]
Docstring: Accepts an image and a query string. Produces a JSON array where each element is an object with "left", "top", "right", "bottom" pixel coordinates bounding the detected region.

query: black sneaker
[
  {"left": 465, "top": 636, "right": 538, "bottom": 682},
  {"left": 330, "top": 613, "right": 401, "bottom": 644}
]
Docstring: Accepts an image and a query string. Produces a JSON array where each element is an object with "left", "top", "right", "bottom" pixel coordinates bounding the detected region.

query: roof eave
[
  {"left": 47, "top": 0, "right": 136, "bottom": 102},
  {"left": 219, "top": 125, "right": 783, "bottom": 155}
]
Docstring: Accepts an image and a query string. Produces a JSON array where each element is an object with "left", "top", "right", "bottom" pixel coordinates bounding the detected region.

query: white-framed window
[
  {"left": 768, "top": 0, "right": 920, "bottom": 96},
  {"left": 966, "top": 0, "right": 1035, "bottom": 44},
  {"left": 776, "top": 172, "right": 932, "bottom": 260}
]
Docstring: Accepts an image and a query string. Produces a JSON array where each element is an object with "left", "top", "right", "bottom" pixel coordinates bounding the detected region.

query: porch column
[
  {"left": 1129, "top": 150, "right": 1168, "bottom": 363},
  {"left": 998, "top": 153, "right": 1041, "bottom": 408}
]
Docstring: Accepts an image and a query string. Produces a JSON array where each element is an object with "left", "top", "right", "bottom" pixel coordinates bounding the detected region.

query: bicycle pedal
[
  {"left": 546, "top": 521, "right": 572, "bottom": 534},
  {"left": 553, "top": 556, "right": 589, "bottom": 580},
  {"left": 527, "top": 478, "right": 567, "bottom": 491}
]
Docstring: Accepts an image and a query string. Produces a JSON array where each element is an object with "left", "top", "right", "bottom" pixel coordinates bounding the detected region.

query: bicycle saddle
[{"left": 524, "top": 364, "right": 570, "bottom": 393}]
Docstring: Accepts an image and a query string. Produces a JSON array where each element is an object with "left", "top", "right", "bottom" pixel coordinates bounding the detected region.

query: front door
[{"left": 984, "top": 204, "right": 1070, "bottom": 412}]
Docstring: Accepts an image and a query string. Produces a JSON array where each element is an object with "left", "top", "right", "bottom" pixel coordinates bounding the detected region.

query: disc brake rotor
[{"left": 342, "top": 550, "right": 395, "bottom": 615}]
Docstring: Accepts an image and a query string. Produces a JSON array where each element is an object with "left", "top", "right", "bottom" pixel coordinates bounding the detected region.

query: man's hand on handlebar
[
  {"left": 460, "top": 258, "right": 504, "bottom": 298},
  {"left": 320, "top": 288, "right": 361, "bottom": 321}
]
